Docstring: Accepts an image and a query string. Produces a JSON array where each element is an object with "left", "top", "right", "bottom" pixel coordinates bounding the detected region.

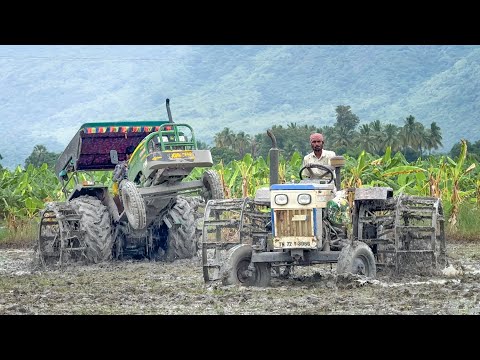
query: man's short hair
[{"left": 310, "top": 133, "right": 324, "bottom": 143}]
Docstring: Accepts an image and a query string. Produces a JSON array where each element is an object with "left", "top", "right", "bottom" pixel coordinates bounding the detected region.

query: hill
[{"left": 0, "top": 45, "right": 479, "bottom": 169}]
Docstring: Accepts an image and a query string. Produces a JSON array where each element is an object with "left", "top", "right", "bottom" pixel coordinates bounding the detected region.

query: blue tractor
[{"left": 201, "top": 130, "right": 446, "bottom": 286}]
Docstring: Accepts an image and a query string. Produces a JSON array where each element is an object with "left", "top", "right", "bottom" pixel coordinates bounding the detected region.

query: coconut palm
[
  {"left": 358, "top": 123, "right": 376, "bottom": 154},
  {"left": 428, "top": 121, "right": 443, "bottom": 152},
  {"left": 383, "top": 124, "right": 400, "bottom": 152},
  {"left": 400, "top": 115, "right": 417, "bottom": 151},
  {"left": 233, "top": 131, "right": 252, "bottom": 158},
  {"left": 214, "top": 128, "right": 235, "bottom": 149}
]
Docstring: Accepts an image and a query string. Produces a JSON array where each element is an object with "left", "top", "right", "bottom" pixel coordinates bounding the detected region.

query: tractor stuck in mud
[
  {"left": 36, "top": 99, "right": 223, "bottom": 266},
  {"left": 202, "top": 130, "right": 446, "bottom": 287}
]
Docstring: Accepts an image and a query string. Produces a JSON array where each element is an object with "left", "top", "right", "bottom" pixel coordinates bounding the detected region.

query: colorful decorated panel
[
  {"left": 55, "top": 121, "right": 171, "bottom": 174},
  {"left": 82, "top": 125, "right": 165, "bottom": 134},
  {"left": 78, "top": 121, "right": 169, "bottom": 171}
]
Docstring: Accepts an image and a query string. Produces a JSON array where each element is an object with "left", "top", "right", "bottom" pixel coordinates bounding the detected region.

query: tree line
[
  {"left": 0, "top": 104, "right": 479, "bottom": 170},
  {"left": 204, "top": 105, "right": 448, "bottom": 164}
]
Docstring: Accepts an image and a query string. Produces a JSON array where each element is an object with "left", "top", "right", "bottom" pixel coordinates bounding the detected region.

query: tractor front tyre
[
  {"left": 120, "top": 180, "right": 146, "bottom": 230},
  {"left": 165, "top": 197, "right": 197, "bottom": 261},
  {"left": 222, "top": 244, "right": 271, "bottom": 287},
  {"left": 337, "top": 241, "right": 376, "bottom": 278},
  {"left": 201, "top": 169, "right": 224, "bottom": 202}
]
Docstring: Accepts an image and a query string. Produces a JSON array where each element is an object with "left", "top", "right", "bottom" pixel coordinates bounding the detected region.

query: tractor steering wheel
[{"left": 299, "top": 164, "right": 335, "bottom": 183}]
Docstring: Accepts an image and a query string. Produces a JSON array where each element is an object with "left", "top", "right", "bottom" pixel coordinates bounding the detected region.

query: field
[{"left": 0, "top": 241, "right": 479, "bottom": 315}]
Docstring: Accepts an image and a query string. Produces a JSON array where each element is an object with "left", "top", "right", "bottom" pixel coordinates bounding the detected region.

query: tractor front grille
[{"left": 274, "top": 209, "right": 313, "bottom": 237}]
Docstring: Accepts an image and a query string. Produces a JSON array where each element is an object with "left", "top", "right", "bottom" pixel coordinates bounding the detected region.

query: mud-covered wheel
[
  {"left": 70, "top": 195, "right": 114, "bottom": 263},
  {"left": 36, "top": 206, "right": 61, "bottom": 266},
  {"left": 435, "top": 200, "right": 447, "bottom": 268},
  {"left": 337, "top": 241, "right": 376, "bottom": 278},
  {"left": 165, "top": 197, "right": 197, "bottom": 261},
  {"left": 201, "top": 169, "right": 224, "bottom": 202},
  {"left": 222, "top": 244, "right": 271, "bottom": 287},
  {"left": 120, "top": 180, "right": 146, "bottom": 230}
]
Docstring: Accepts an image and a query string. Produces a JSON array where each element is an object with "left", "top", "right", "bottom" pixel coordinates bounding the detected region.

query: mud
[{"left": 0, "top": 242, "right": 479, "bottom": 315}]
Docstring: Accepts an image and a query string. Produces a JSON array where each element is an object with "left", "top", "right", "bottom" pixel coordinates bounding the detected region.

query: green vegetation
[
  {"left": 187, "top": 132, "right": 480, "bottom": 240},
  {"left": 0, "top": 162, "right": 62, "bottom": 247},
  {"left": 450, "top": 140, "right": 480, "bottom": 163},
  {"left": 0, "top": 163, "right": 61, "bottom": 226},
  {"left": 444, "top": 201, "right": 480, "bottom": 242},
  {"left": 2, "top": 45, "right": 480, "bottom": 170},
  {"left": 0, "top": 219, "right": 37, "bottom": 247},
  {"left": 24, "top": 145, "right": 60, "bottom": 169},
  {"left": 1, "top": 110, "right": 480, "bottom": 246},
  {"left": 206, "top": 106, "right": 447, "bottom": 163},
  {"left": 0, "top": 151, "right": 111, "bottom": 246}
]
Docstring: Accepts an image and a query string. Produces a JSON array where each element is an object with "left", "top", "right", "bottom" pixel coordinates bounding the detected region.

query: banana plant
[
  {"left": 422, "top": 155, "right": 448, "bottom": 198},
  {"left": 285, "top": 151, "right": 303, "bottom": 183},
  {"left": 343, "top": 151, "right": 369, "bottom": 188},
  {"left": 475, "top": 176, "right": 480, "bottom": 206},
  {"left": 249, "top": 156, "right": 270, "bottom": 194},
  {"left": 232, "top": 154, "right": 255, "bottom": 197},
  {"left": 215, "top": 160, "right": 240, "bottom": 198},
  {"left": 445, "top": 140, "right": 476, "bottom": 230},
  {"left": 380, "top": 165, "right": 428, "bottom": 195}
]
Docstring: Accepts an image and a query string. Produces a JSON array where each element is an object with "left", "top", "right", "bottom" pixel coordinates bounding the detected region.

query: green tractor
[{"left": 36, "top": 99, "right": 223, "bottom": 266}]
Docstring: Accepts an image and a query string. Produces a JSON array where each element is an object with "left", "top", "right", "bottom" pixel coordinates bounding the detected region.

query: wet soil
[{"left": 0, "top": 242, "right": 479, "bottom": 315}]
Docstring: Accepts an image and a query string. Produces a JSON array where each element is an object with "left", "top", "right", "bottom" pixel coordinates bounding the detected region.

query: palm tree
[
  {"left": 358, "top": 123, "right": 376, "bottom": 154},
  {"left": 214, "top": 128, "right": 235, "bottom": 149},
  {"left": 383, "top": 124, "right": 400, "bottom": 152},
  {"left": 370, "top": 120, "right": 385, "bottom": 154},
  {"left": 331, "top": 125, "right": 356, "bottom": 151},
  {"left": 400, "top": 115, "right": 417, "bottom": 151},
  {"left": 414, "top": 122, "right": 428, "bottom": 158},
  {"left": 428, "top": 122, "right": 443, "bottom": 152},
  {"left": 234, "top": 131, "right": 252, "bottom": 158}
]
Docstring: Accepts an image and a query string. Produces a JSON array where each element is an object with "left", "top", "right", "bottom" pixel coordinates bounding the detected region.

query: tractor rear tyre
[
  {"left": 222, "top": 244, "right": 271, "bottom": 287},
  {"left": 337, "top": 241, "right": 376, "bottom": 278},
  {"left": 70, "top": 195, "right": 114, "bottom": 263},
  {"left": 202, "top": 169, "right": 224, "bottom": 202},
  {"left": 165, "top": 197, "right": 197, "bottom": 261},
  {"left": 121, "top": 180, "right": 147, "bottom": 230}
]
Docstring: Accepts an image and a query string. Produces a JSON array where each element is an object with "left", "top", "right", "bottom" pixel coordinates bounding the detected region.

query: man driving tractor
[{"left": 301, "top": 133, "right": 336, "bottom": 179}]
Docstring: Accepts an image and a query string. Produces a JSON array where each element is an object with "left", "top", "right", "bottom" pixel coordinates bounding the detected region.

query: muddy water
[{"left": 0, "top": 242, "right": 479, "bottom": 315}]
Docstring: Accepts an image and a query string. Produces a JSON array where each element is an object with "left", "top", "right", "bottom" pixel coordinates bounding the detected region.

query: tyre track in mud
[{"left": 0, "top": 242, "right": 479, "bottom": 315}]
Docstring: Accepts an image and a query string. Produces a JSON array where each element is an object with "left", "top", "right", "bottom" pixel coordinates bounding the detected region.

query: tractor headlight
[
  {"left": 297, "top": 194, "right": 311, "bottom": 205},
  {"left": 274, "top": 194, "right": 288, "bottom": 205}
]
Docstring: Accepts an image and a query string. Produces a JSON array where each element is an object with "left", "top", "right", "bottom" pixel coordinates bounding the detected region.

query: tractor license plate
[
  {"left": 168, "top": 151, "right": 194, "bottom": 160},
  {"left": 292, "top": 214, "right": 307, "bottom": 221}
]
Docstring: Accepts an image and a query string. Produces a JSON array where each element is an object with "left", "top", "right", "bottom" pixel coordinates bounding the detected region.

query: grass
[
  {"left": 444, "top": 201, "right": 480, "bottom": 242},
  {"left": 2, "top": 199, "right": 480, "bottom": 249},
  {"left": 0, "top": 218, "right": 38, "bottom": 248}
]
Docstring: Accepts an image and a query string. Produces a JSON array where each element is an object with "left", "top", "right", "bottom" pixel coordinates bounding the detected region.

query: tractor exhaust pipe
[
  {"left": 267, "top": 129, "right": 279, "bottom": 186},
  {"left": 166, "top": 98, "right": 174, "bottom": 123}
]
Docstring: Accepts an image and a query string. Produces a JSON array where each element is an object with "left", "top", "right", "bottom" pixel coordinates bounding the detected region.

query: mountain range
[{"left": 0, "top": 45, "right": 479, "bottom": 169}]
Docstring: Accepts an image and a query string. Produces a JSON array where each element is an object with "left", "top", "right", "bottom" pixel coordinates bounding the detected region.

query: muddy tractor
[
  {"left": 37, "top": 99, "right": 223, "bottom": 266},
  {"left": 201, "top": 130, "right": 446, "bottom": 287}
]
